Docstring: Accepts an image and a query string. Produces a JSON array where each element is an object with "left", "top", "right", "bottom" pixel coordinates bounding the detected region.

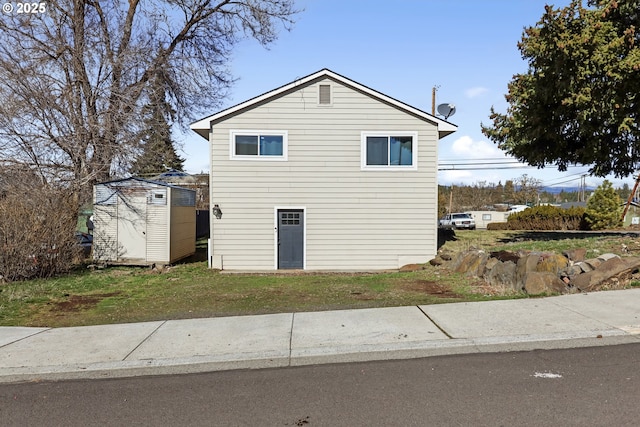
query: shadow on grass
[
  {"left": 176, "top": 238, "right": 209, "bottom": 264},
  {"left": 497, "top": 230, "right": 640, "bottom": 244},
  {"left": 438, "top": 228, "right": 457, "bottom": 249}
]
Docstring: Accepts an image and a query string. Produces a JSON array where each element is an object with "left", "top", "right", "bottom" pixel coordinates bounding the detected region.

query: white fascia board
[
  {"left": 326, "top": 70, "right": 458, "bottom": 139},
  {"left": 189, "top": 70, "right": 330, "bottom": 139},
  {"left": 189, "top": 69, "right": 458, "bottom": 140}
]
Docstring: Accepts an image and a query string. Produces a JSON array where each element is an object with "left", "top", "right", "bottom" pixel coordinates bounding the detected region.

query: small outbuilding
[
  {"left": 468, "top": 211, "right": 510, "bottom": 229},
  {"left": 93, "top": 177, "right": 196, "bottom": 265}
]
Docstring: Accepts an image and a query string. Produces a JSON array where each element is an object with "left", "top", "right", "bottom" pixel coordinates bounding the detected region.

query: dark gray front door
[{"left": 278, "top": 209, "right": 304, "bottom": 269}]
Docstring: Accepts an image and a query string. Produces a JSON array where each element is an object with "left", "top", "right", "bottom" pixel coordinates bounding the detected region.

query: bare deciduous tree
[
  {"left": 514, "top": 174, "right": 542, "bottom": 206},
  {"left": 0, "top": 166, "right": 80, "bottom": 281},
  {"left": 0, "top": 0, "right": 299, "bottom": 203}
]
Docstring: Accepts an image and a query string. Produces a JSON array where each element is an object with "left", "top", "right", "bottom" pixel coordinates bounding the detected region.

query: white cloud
[
  {"left": 439, "top": 169, "right": 511, "bottom": 186},
  {"left": 440, "top": 169, "right": 474, "bottom": 184},
  {"left": 450, "top": 135, "right": 503, "bottom": 158},
  {"left": 465, "top": 86, "right": 489, "bottom": 99}
]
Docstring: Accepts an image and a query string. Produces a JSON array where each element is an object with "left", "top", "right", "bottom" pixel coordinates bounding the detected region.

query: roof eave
[
  {"left": 437, "top": 122, "right": 458, "bottom": 139},
  {"left": 190, "top": 68, "right": 458, "bottom": 140},
  {"left": 190, "top": 123, "right": 210, "bottom": 139}
]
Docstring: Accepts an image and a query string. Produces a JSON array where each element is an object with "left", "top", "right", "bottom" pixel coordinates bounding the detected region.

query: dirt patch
[
  {"left": 51, "top": 292, "right": 121, "bottom": 312},
  {"left": 400, "top": 280, "right": 462, "bottom": 299},
  {"left": 349, "top": 291, "right": 376, "bottom": 301}
]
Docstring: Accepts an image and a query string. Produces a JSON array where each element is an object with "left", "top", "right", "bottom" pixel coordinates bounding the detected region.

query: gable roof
[{"left": 190, "top": 68, "right": 457, "bottom": 140}]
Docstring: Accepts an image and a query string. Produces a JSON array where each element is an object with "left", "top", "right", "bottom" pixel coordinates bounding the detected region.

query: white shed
[{"left": 93, "top": 178, "right": 196, "bottom": 265}]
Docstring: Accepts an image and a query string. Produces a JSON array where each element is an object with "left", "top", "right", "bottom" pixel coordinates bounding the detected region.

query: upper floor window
[
  {"left": 230, "top": 130, "right": 288, "bottom": 160},
  {"left": 361, "top": 131, "right": 418, "bottom": 170}
]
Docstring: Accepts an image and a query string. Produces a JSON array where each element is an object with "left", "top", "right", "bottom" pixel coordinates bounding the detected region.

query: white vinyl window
[
  {"left": 361, "top": 131, "right": 418, "bottom": 170},
  {"left": 148, "top": 189, "right": 167, "bottom": 205},
  {"left": 230, "top": 130, "right": 288, "bottom": 161}
]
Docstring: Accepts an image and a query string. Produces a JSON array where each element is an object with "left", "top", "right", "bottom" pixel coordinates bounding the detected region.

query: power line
[
  {"left": 544, "top": 176, "right": 585, "bottom": 187},
  {"left": 438, "top": 157, "right": 519, "bottom": 161},
  {"left": 438, "top": 165, "right": 534, "bottom": 171},
  {"left": 542, "top": 171, "right": 590, "bottom": 186},
  {"left": 438, "top": 161, "right": 523, "bottom": 166},
  {"left": 437, "top": 161, "right": 593, "bottom": 179},
  {"left": 438, "top": 158, "right": 530, "bottom": 170},
  {"left": 437, "top": 160, "right": 632, "bottom": 190}
]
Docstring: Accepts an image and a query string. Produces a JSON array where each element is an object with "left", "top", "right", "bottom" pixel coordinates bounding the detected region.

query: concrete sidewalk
[{"left": 1, "top": 289, "right": 639, "bottom": 383}]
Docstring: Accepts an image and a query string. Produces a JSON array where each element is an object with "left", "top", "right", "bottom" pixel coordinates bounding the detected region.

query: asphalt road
[{"left": 2, "top": 343, "right": 640, "bottom": 426}]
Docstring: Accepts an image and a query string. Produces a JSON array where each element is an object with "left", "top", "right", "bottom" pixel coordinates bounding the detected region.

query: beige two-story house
[{"left": 190, "top": 69, "right": 457, "bottom": 271}]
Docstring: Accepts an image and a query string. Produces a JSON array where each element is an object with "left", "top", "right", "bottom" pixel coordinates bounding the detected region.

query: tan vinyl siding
[
  {"left": 210, "top": 78, "right": 439, "bottom": 270},
  {"left": 170, "top": 204, "right": 196, "bottom": 262}
]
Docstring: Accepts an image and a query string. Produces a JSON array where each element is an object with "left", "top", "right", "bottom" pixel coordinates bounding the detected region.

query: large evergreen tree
[
  {"left": 482, "top": 0, "right": 640, "bottom": 178},
  {"left": 130, "top": 76, "right": 185, "bottom": 177}
]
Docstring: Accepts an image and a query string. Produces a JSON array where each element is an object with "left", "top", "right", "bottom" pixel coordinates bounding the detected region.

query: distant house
[
  {"left": 190, "top": 69, "right": 457, "bottom": 270},
  {"left": 93, "top": 178, "right": 196, "bottom": 265},
  {"left": 153, "top": 170, "right": 210, "bottom": 210},
  {"left": 622, "top": 201, "right": 640, "bottom": 227},
  {"left": 468, "top": 211, "right": 510, "bottom": 229}
]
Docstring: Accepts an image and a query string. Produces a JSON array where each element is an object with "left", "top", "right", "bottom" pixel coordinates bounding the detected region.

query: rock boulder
[{"left": 523, "top": 272, "right": 569, "bottom": 295}]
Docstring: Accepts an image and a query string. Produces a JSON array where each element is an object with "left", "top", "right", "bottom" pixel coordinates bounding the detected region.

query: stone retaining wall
[{"left": 431, "top": 248, "right": 640, "bottom": 295}]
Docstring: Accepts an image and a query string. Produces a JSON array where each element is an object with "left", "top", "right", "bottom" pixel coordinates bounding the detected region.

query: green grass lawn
[
  {"left": 0, "top": 263, "right": 498, "bottom": 327},
  {"left": 0, "top": 230, "right": 635, "bottom": 327}
]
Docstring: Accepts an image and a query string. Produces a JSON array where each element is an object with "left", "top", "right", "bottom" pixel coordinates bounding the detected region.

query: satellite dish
[{"left": 437, "top": 103, "right": 456, "bottom": 119}]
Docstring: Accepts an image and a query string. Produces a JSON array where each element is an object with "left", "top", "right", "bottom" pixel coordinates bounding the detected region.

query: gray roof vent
[{"left": 319, "top": 84, "right": 331, "bottom": 105}]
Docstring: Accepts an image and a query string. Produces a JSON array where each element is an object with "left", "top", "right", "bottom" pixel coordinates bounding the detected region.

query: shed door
[
  {"left": 117, "top": 197, "right": 147, "bottom": 260},
  {"left": 278, "top": 209, "right": 304, "bottom": 269}
]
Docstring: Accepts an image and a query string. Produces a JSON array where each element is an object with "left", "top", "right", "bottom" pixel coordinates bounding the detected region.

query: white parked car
[{"left": 439, "top": 213, "right": 476, "bottom": 230}]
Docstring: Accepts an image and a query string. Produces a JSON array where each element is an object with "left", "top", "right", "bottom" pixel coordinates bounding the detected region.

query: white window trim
[
  {"left": 230, "top": 130, "right": 288, "bottom": 161},
  {"left": 360, "top": 131, "right": 418, "bottom": 171},
  {"left": 148, "top": 189, "right": 167, "bottom": 205},
  {"left": 273, "top": 206, "right": 306, "bottom": 270}
]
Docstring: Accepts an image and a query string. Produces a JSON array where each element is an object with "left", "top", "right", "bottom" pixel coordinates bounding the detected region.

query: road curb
[{"left": 1, "top": 331, "right": 638, "bottom": 384}]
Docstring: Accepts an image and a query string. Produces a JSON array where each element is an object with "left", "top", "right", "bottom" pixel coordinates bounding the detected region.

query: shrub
[
  {"left": 506, "top": 205, "right": 586, "bottom": 230},
  {"left": 487, "top": 222, "right": 509, "bottom": 230},
  {"left": 584, "top": 180, "right": 622, "bottom": 230},
  {"left": 0, "top": 180, "right": 80, "bottom": 282}
]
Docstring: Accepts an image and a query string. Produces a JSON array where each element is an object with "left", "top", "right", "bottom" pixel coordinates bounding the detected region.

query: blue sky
[{"left": 179, "top": 0, "right": 627, "bottom": 190}]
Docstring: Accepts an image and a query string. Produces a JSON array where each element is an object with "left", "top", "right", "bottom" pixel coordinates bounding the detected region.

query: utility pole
[
  {"left": 621, "top": 175, "right": 640, "bottom": 223},
  {"left": 578, "top": 174, "right": 587, "bottom": 202}
]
